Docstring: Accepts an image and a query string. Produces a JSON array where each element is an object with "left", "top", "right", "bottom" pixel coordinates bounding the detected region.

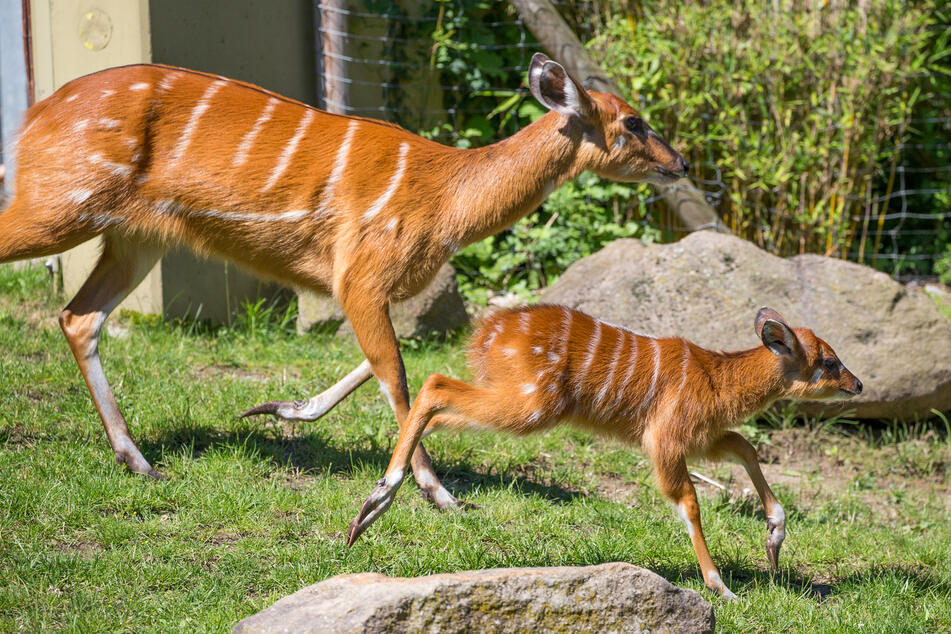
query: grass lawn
[{"left": 2, "top": 263, "right": 950, "bottom": 633}]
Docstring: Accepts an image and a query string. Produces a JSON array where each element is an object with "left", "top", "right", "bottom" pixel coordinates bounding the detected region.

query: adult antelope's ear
[
  {"left": 755, "top": 307, "right": 799, "bottom": 357},
  {"left": 528, "top": 53, "right": 594, "bottom": 120}
]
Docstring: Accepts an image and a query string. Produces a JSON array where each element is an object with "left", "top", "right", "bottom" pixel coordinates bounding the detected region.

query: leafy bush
[{"left": 592, "top": 0, "right": 951, "bottom": 274}]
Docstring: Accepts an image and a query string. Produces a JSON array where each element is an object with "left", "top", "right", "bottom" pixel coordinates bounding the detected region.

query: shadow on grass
[
  {"left": 138, "top": 419, "right": 583, "bottom": 505},
  {"left": 652, "top": 561, "right": 951, "bottom": 605}
]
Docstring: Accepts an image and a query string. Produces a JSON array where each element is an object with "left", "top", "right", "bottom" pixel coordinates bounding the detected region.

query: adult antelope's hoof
[
  {"left": 239, "top": 400, "right": 285, "bottom": 419},
  {"left": 240, "top": 399, "right": 326, "bottom": 422}
]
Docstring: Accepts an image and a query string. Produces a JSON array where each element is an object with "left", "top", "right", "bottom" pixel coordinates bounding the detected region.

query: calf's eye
[{"left": 624, "top": 116, "right": 645, "bottom": 136}]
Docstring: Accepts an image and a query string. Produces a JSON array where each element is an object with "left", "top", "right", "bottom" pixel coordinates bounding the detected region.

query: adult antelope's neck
[{"left": 445, "top": 111, "right": 585, "bottom": 246}]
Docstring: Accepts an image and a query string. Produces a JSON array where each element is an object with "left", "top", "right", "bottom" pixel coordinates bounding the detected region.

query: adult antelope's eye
[
  {"left": 624, "top": 116, "right": 645, "bottom": 136},
  {"left": 822, "top": 357, "right": 838, "bottom": 372}
]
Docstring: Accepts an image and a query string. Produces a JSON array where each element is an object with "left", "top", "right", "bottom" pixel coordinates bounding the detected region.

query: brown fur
[{"left": 349, "top": 305, "right": 862, "bottom": 598}]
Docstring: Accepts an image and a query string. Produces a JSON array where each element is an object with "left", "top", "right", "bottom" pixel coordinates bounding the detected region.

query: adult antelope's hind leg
[
  {"left": 59, "top": 234, "right": 165, "bottom": 477},
  {"left": 706, "top": 431, "right": 786, "bottom": 571},
  {"left": 240, "top": 359, "right": 373, "bottom": 420},
  {"left": 341, "top": 293, "right": 465, "bottom": 511}
]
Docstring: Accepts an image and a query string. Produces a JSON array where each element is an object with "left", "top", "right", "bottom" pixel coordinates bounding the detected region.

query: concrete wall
[{"left": 23, "top": 0, "right": 316, "bottom": 323}]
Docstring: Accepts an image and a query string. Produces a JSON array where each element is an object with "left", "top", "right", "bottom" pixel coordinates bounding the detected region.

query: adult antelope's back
[{"left": 0, "top": 54, "right": 687, "bottom": 504}]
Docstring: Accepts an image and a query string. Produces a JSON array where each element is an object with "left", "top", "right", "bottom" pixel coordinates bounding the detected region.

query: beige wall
[{"left": 30, "top": 0, "right": 162, "bottom": 314}]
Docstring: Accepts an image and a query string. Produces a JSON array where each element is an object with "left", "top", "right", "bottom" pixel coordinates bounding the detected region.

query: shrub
[{"left": 591, "top": 0, "right": 950, "bottom": 274}]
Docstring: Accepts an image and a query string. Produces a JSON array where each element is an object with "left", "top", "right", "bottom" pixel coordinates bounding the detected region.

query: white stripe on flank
[
  {"left": 65, "top": 94, "right": 78, "bottom": 103},
  {"left": 518, "top": 312, "right": 532, "bottom": 335},
  {"left": 233, "top": 98, "right": 279, "bottom": 167},
  {"left": 597, "top": 329, "right": 626, "bottom": 406},
  {"left": 157, "top": 72, "right": 180, "bottom": 93},
  {"left": 130, "top": 82, "right": 149, "bottom": 91},
  {"left": 170, "top": 80, "right": 225, "bottom": 167},
  {"left": 609, "top": 331, "right": 638, "bottom": 412},
  {"left": 363, "top": 142, "right": 410, "bottom": 221},
  {"left": 152, "top": 199, "right": 307, "bottom": 223},
  {"left": 315, "top": 120, "right": 359, "bottom": 216},
  {"left": 88, "top": 153, "right": 133, "bottom": 177},
  {"left": 576, "top": 320, "right": 601, "bottom": 393},
  {"left": 263, "top": 109, "right": 315, "bottom": 191},
  {"left": 679, "top": 340, "right": 691, "bottom": 392},
  {"left": 639, "top": 338, "right": 662, "bottom": 416}
]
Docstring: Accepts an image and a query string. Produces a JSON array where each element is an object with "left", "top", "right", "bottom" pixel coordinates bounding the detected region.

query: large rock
[
  {"left": 297, "top": 264, "right": 469, "bottom": 338},
  {"left": 541, "top": 232, "right": 951, "bottom": 419},
  {"left": 233, "top": 562, "right": 714, "bottom": 634}
]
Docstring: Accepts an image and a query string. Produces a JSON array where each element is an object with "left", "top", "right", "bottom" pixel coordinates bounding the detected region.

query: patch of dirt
[
  {"left": 583, "top": 427, "right": 951, "bottom": 522},
  {"left": 696, "top": 427, "right": 951, "bottom": 519},
  {"left": 55, "top": 538, "right": 103, "bottom": 559},
  {"left": 191, "top": 363, "right": 269, "bottom": 383}
]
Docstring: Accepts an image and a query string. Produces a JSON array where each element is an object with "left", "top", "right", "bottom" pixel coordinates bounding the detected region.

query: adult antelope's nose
[
  {"left": 679, "top": 157, "right": 689, "bottom": 177},
  {"left": 854, "top": 379, "right": 863, "bottom": 394}
]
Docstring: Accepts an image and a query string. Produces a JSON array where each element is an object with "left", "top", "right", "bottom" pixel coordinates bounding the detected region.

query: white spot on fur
[
  {"left": 65, "top": 94, "right": 78, "bottom": 103},
  {"left": 263, "top": 109, "right": 315, "bottom": 191},
  {"left": 521, "top": 383, "right": 536, "bottom": 395},
  {"left": 810, "top": 368, "right": 823, "bottom": 384},
  {"left": 502, "top": 347, "right": 518, "bottom": 357},
  {"left": 527, "top": 409, "right": 543, "bottom": 424},
  {"left": 101, "top": 89, "right": 115, "bottom": 97},
  {"left": 772, "top": 504, "right": 786, "bottom": 524},
  {"left": 97, "top": 118, "right": 121, "bottom": 130},
  {"left": 129, "top": 82, "right": 149, "bottom": 91},
  {"left": 385, "top": 217, "right": 399, "bottom": 232},
  {"left": 233, "top": 97, "right": 279, "bottom": 167},
  {"left": 531, "top": 345, "right": 543, "bottom": 355},
  {"left": 72, "top": 119, "right": 89, "bottom": 134},
  {"left": 613, "top": 135, "right": 627, "bottom": 151},
  {"left": 315, "top": 120, "right": 358, "bottom": 216},
  {"left": 170, "top": 80, "right": 225, "bottom": 167},
  {"left": 363, "top": 143, "right": 410, "bottom": 221},
  {"left": 68, "top": 189, "right": 93, "bottom": 204}
]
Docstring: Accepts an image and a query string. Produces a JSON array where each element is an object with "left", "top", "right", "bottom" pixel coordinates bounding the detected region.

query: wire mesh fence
[{"left": 313, "top": 1, "right": 950, "bottom": 284}]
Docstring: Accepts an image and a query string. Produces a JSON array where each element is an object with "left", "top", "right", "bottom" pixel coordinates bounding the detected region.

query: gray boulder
[
  {"left": 297, "top": 264, "right": 469, "bottom": 338},
  {"left": 232, "top": 562, "right": 714, "bottom": 634},
  {"left": 541, "top": 232, "right": 951, "bottom": 419}
]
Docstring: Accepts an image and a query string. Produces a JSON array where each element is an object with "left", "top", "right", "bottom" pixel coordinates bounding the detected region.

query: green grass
[{"left": 1, "top": 263, "right": 950, "bottom": 632}]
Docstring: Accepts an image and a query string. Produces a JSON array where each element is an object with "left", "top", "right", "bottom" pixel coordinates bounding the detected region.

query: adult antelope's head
[{"left": 528, "top": 53, "right": 688, "bottom": 184}]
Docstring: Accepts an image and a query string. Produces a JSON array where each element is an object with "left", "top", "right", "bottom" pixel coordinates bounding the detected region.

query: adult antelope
[
  {"left": 347, "top": 306, "right": 863, "bottom": 598},
  {"left": 0, "top": 54, "right": 687, "bottom": 507}
]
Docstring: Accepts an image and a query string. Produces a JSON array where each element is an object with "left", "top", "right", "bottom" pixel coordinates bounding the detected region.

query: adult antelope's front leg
[
  {"left": 341, "top": 291, "right": 465, "bottom": 511},
  {"left": 707, "top": 431, "right": 786, "bottom": 571}
]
